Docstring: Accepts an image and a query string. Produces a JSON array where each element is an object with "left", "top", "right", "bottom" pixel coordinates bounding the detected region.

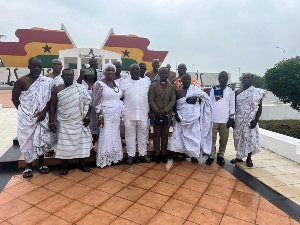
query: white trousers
[{"left": 125, "top": 120, "right": 148, "bottom": 157}]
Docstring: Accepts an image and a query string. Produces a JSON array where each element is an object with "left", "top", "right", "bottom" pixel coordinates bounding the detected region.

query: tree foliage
[
  {"left": 239, "top": 73, "right": 266, "bottom": 89},
  {"left": 264, "top": 56, "right": 300, "bottom": 111}
]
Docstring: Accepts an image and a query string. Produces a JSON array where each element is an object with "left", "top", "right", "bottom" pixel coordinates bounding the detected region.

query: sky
[{"left": 1, "top": 0, "right": 300, "bottom": 82}]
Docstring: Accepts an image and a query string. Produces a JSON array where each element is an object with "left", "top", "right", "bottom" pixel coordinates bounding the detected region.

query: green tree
[
  {"left": 239, "top": 73, "right": 266, "bottom": 89},
  {"left": 264, "top": 56, "right": 300, "bottom": 111}
]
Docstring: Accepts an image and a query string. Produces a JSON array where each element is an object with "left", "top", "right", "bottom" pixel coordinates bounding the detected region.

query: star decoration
[
  {"left": 122, "top": 49, "right": 130, "bottom": 57},
  {"left": 42, "top": 44, "right": 52, "bottom": 53}
]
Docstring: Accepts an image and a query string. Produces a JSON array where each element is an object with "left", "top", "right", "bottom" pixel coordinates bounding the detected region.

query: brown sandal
[
  {"left": 79, "top": 165, "right": 91, "bottom": 172},
  {"left": 59, "top": 168, "right": 68, "bottom": 175}
]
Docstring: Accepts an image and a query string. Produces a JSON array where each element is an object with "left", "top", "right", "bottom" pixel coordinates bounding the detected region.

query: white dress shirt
[
  {"left": 210, "top": 86, "right": 235, "bottom": 123},
  {"left": 121, "top": 78, "right": 150, "bottom": 121}
]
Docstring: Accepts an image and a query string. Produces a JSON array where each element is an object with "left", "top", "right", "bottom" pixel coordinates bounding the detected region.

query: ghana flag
[
  {"left": 102, "top": 33, "right": 168, "bottom": 70},
  {"left": 0, "top": 27, "right": 75, "bottom": 68}
]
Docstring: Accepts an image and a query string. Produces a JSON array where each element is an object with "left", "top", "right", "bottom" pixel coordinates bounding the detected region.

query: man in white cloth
[
  {"left": 12, "top": 57, "right": 54, "bottom": 178},
  {"left": 44, "top": 59, "right": 64, "bottom": 157},
  {"left": 168, "top": 74, "right": 213, "bottom": 163},
  {"left": 45, "top": 59, "right": 64, "bottom": 87},
  {"left": 121, "top": 64, "right": 151, "bottom": 165},
  {"left": 230, "top": 73, "right": 266, "bottom": 167},
  {"left": 49, "top": 68, "right": 93, "bottom": 175},
  {"left": 206, "top": 71, "right": 235, "bottom": 165}
]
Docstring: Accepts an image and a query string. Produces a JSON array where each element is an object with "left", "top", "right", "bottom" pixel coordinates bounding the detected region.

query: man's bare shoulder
[
  {"left": 53, "top": 85, "right": 65, "bottom": 94},
  {"left": 235, "top": 89, "right": 243, "bottom": 96}
]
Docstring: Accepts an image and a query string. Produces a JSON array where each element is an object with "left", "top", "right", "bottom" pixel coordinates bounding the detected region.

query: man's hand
[
  {"left": 186, "top": 96, "right": 198, "bottom": 104},
  {"left": 249, "top": 120, "right": 258, "bottom": 129},
  {"left": 174, "top": 113, "right": 181, "bottom": 123},
  {"left": 227, "top": 120, "right": 235, "bottom": 129},
  {"left": 98, "top": 118, "right": 104, "bottom": 128},
  {"left": 49, "top": 124, "right": 57, "bottom": 133},
  {"left": 157, "top": 109, "right": 166, "bottom": 116},
  {"left": 37, "top": 111, "right": 46, "bottom": 122},
  {"left": 83, "top": 117, "right": 90, "bottom": 127}
]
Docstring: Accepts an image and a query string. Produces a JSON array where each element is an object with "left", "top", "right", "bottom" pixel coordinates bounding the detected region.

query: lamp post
[{"left": 276, "top": 46, "right": 286, "bottom": 61}]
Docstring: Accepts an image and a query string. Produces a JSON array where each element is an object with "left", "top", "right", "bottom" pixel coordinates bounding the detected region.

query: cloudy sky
[{"left": 1, "top": 0, "right": 299, "bottom": 82}]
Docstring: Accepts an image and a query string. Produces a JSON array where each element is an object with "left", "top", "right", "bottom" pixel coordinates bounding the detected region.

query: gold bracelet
[{"left": 48, "top": 123, "right": 54, "bottom": 126}]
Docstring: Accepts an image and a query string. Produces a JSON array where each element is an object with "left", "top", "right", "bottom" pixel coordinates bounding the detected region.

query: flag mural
[
  {"left": 0, "top": 27, "right": 75, "bottom": 68},
  {"left": 102, "top": 34, "right": 168, "bottom": 70}
]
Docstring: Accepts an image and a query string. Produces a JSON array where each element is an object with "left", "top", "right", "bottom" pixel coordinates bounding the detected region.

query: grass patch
[{"left": 259, "top": 120, "right": 300, "bottom": 139}]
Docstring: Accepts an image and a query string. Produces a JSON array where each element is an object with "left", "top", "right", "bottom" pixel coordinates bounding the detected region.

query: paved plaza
[{"left": 0, "top": 89, "right": 300, "bottom": 224}]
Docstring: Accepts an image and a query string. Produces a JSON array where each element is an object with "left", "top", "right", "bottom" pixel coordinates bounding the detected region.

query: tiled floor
[
  {"left": 223, "top": 133, "right": 300, "bottom": 206},
  {"left": 0, "top": 161, "right": 299, "bottom": 225}
]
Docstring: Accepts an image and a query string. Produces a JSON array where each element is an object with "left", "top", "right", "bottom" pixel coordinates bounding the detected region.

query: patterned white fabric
[
  {"left": 94, "top": 81, "right": 123, "bottom": 167},
  {"left": 55, "top": 83, "right": 93, "bottom": 159},
  {"left": 18, "top": 76, "right": 55, "bottom": 163},
  {"left": 53, "top": 74, "right": 64, "bottom": 87},
  {"left": 168, "top": 85, "right": 213, "bottom": 157},
  {"left": 82, "top": 80, "right": 99, "bottom": 135},
  {"left": 115, "top": 73, "right": 130, "bottom": 84},
  {"left": 234, "top": 86, "right": 266, "bottom": 159}
]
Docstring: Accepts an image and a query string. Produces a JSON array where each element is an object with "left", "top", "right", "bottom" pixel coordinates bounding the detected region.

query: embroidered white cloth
[
  {"left": 234, "top": 86, "right": 266, "bottom": 159},
  {"left": 82, "top": 80, "right": 99, "bottom": 135},
  {"left": 94, "top": 81, "right": 123, "bottom": 167},
  {"left": 18, "top": 76, "right": 55, "bottom": 163},
  {"left": 53, "top": 74, "right": 64, "bottom": 87},
  {"left": 55, "top": 82, "right": 93, "bottom": 159},
  {"left": 210, "top": 86, "right": 235, "bottom": 123},
  {"left": 115, "top": 73, "right": 130, "bottom": 84},
  {"left": 121, "top": 78, "right": 150, "bottom": 121},
  {"left": 168, "top": 85, "right": 213, "bottom": 157}
]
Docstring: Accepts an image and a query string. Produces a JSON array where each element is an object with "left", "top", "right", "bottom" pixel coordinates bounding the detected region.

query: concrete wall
[
  {"left": 261, "top": 103, "right": 300, "bottom": 120},
  {"left": 260, "top": 128, "right": 300, "bottom": 163}
]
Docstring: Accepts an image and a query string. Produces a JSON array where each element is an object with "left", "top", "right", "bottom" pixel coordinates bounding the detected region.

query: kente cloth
[
  {"left": 94, "top": 81, "right": 123, "bottom": 167},
  {"left": 17, "top": 76, "right": 55, "bottom": 163},
  {"left": 82, "top": 80, "right": 99, "bottom": 135},
  {"left": 174, "top": 77, "right": 203, "bottom": 90},
  {"left": 53, "top": 74, "right": 64, "bottom": 87},
  {"left": 55, "top": 82, "right": 93, "bottom": 159},
  {"left": 168, "top": 85, "right": 213, "bottom": 157},
  {"left": 233, "top": 86, "right": 266, "bottom": 159}
]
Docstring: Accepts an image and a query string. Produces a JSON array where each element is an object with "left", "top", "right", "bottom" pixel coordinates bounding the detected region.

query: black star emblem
[
  {"left": 122, "top": 49, "right": 130, "bottom": 57},
  {"left": 42, "top": 44, "right": 52, "bottom": 53}
]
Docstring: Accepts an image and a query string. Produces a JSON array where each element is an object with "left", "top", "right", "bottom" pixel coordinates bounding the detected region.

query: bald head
[
  {"left": 152, "top": 59, "right": 160, "bottom": 70},
  {"left": 178, "top": 63, "right": 187, "bottom": 77},
  {"left": 52, "top": 59, "right": 63, "bottom": 74}
]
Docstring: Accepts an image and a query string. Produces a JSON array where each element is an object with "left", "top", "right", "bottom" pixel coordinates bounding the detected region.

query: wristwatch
[{"left": 196, "top": 97, "right": 200, "bottom": 102}]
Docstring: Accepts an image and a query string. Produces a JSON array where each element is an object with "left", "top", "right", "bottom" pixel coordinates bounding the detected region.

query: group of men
[{"left": 12, "top": 57, "right": 265, "bottom": 178}]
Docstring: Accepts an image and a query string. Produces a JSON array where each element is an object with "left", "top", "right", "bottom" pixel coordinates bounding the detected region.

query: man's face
[
  {"left": 130, "top": 65, "right": 140, "bottom": 80},
  {"left": 52, "top": 60, "right": 63, "bottom": 73},
  {"left": 89, "top": 59, "right": 97, "bottom": 68},
  {"left": 62, "top": 71, "right": 74, "bottom": 86},
  {"left": 166, "top": 64, "right": 171, "bottom": 72},
  {"left": 178, "top": 64, "right": 187, "bottom": 76},
  {"left": 218, "top": 73, "right": 228, "bottom": 86},
  {"left": 181, "top": 74, "right": 191, "bottom": 89},
  {"left": 139, "top": 64, "right": 147, "bottom": 76},
  {"left": 242, "top": 73, "right": 253, "bottom": 87},
  {"left": 159, "top": 68, "right": 169, "bottom": 82},
  {"left": 114, "top": 63, "right": 122, "bottom": 75},
  {"left": 29, "top": 59, "right": 42, "bottom": 77},
  {"left": 152, "top": 60, "right": 160, "bottom": 70}
]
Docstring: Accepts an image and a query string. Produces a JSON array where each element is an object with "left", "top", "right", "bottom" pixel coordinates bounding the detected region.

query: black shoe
[
  {"left": 90, "top": 148, "right": 96, "bottom": 156},
  {"left": 161, "top": 156, "right": 168, "bottom": 163},
  {"left": 141, "top": 155, "right": 151, "bottom": 163},
  {"left": 191, "top": 157, "right": 199, "bottom": 163},
  {"left": 155, "top": 156, "right": 161, "bottom": 164},
  {"left": 127, "top": 156, "right": 134, "bottom": 165},
  {"left": 217, "top": 157, "right": 225, "bottom": 165},
  {"left": 206, "top": 158, "right": 214, "bottom": 165}
]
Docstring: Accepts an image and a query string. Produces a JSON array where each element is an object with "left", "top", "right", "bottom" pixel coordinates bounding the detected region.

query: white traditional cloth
[
  {"left": 18, "top": 76, "right": 55, "bottom": 163},
  {"left": 121, "top": 78, "right": 151, "bottom": 156},
  {"left": 94, "top": 80, "right": 123, "bottom": 167},
  {"left": 82, "top": 80, "right": 99, "bottom": 135},
  {"left": 53, "top": 74, "right": 64, "bottom": 87},
  {"left": 210, "top": 86, "right": 235, "bottom": 123},
  {"left": 96, "top": 69, "right": 104, "bottom": 81},
  {"left": 233, "top": 86, "right": 266, "bottom": 159},
  {"left": 55, "top": 82, "right": 93, "bottom": 159},
  {"left": 115, "top": 73, "right": 130, "bottom": 84},
  {"left": 168, "top": 85, "right": 213, "bottom": 157}
]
